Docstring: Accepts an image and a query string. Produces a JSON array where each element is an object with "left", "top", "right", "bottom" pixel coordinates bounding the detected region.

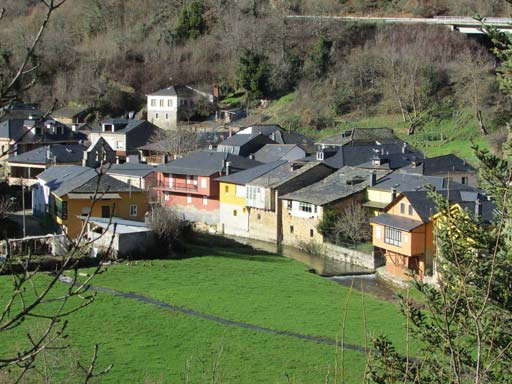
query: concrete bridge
[{"left": 285, "top": 15, "right": 512, "bottom": 35}]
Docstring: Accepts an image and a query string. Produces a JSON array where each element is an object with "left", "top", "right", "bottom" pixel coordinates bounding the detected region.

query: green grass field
[{"left": 0, "top": 240, "right": 415, "bottom": 383}]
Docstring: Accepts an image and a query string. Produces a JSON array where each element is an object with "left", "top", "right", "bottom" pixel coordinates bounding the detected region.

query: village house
[
  {"left": 369, "top": 190, "right": 494, "bottom": 282},
  {"left": 155, "top": 151, "right": 260, "bottom": 225},
  {"left": 364, "top": 172, "right": 473, "bottom": 216},
  {"left": 146, "top": 85, "right": 214, "bottom": 130},
  {"left": 280, "top": 167, "right": 389, "bottom": 247},
  {"left": 0, "top": 102, "right": 41, "bottom": 120},
  {"left": 316, "top": 127, "right": 401, "bottom": 149},
  {"left": 82, "top": 137, "right": 117, "bottom": 169},
  {"left": 52, "top": 106, "right": 93, "bottom": 125},
  {"left": 88, "top": 119, "right": 159, "bottom": 161},
  {"left": 244, "top": 161, "right": 335, "bottom": 243},
  {"left": 7, "top": 143, "right": 87, "bottom": 186},
  {"left": 32, "top": 165, "right": 93, "bottom": 218},
  {"left": 398, "top": 154, "right": 477, "bottom": 187},
  {"left": 216, "top": 160, "right": 287, "bottom": 237},
  {"left": 49, "top": 170, "right": 149, "bottom": 239}
]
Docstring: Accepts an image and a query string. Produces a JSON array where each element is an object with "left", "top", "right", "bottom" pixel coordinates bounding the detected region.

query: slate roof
[
  {"left": 316, "top": 128, "right": 399, "bottom": 147},
  {"left": 253, "top": 144, "right": 301, "bottom": 163},
  {"left": 281, "top": 167, "right": 390, "bottom": 206},
  {"left": 106, "top": 162, "right": 156, "bottom": 177},
  {"left": 323, "top": 144, "right": 424, "bottom": 170},
  {"left": 147, "top": 85, "right": 195, "bottom": 98},
  {"left": 239, "top": 125, "right": 315, "bottom": 153},
  {"left": 71, "top": 174, "right": 142, "bottom": 193},
  {"left": 248, "top": 161, "right": 326, "bottom": 189},
  {"left": 370, "top": 214, "right": 424, "bottom": 231},
  {"left": 37, "top": 165, "right": 93, "bottom": 184},
  {"left": 8, "top": 144, "right": 86, "bottom": 164},
  {"left": 52, "top": 168, "right": 98, "bottom": 197},
  {"left": 0, "top": 118, "right": 87, "bottom": 143},
  {"left": 92, "top": 119, "right": 154, "bottom": 135},
  {"left": 0, "top": 119, "right": 26, "bottom": 140},
  {"left": 395, "top": 190, "right": 495, "bottom": 223},
  {"left": 216, "top": 160, "right": 287, "bottom": 185},
  {"left": 399, "top": 154, "right": 475, "bottom": 175},
  {"left": 157, "top": 151, "right": 261, "bottom": 176},
  {"left": 370, "top": 172, "right": 473, "bottom": 193},
  {"left": 216, "top": 133, "right": 275, "bottom": 156}
]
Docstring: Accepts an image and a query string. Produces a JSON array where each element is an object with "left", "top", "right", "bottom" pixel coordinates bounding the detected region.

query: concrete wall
[
  {"left": 322, "top": 242, "right": 385, "bottom": 270},
  {"left": 220, "top": 202, "right": 249, "bottom": 236},
  {"left": 147, "top": 95, "right": 178, "bottom": 129}
]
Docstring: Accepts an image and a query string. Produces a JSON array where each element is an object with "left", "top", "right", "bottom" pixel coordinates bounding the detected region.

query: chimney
[
  {"left": 116, "top": 156, "right": 120, "bottom": 164},
  {"left": 225, "top": 161, "right": 231, "bottom": 175},
  {"left": 391, "top": 188, "right": 397, "bottom": 201},
  {"left": 369, "top": 171, "right": 377, "bottom": 187},
  {"left": 46, "top": 145, "right": 51, "bottom": 161},
  {"left": 71, "top": 123, "right": 78, "bottom": 132},
  {"left": 402, "top": 142, "right": 406, "bottom": 154},
  {"left": 213, "top": 85, "right": 220, "bottom": 99},
  {"left": 475, "top": 198, "right": 482, "bottom": 217},
  {"left": 316, "top": 150, "right": 324, "bottom": 161},
  {"left": 381, "top": 148, "right": 384, "bottom": 156},
  {"left": 249, "top": 153, "right": 255, "bottom": 160}
]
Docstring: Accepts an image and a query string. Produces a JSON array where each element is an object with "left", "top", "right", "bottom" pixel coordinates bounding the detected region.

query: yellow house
[
  {"left": 50, "top": 172, "right": 149, "bottom": 239},
  {"left": 216, "top": 161, "right": 287, "bottom": 237}
]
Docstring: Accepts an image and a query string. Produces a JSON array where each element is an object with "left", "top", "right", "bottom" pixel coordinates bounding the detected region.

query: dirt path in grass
[{"left": 62, "top": 277, "right": 367, "bottom": 353}]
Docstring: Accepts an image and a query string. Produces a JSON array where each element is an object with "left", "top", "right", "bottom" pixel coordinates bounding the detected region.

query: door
[{"left": 101, "top": 205, "right": 110, "bottom": 218}]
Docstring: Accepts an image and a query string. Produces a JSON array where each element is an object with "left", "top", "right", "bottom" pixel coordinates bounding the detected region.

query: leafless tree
[
  {"left": 334, "top": 202, "right": 371, "bottom": 245},
  {"left": 0, "top": 193, "right": 14, "bottom": 221},
  {"left": 149, "top": 125, "right": 202, "bottom": 159}
]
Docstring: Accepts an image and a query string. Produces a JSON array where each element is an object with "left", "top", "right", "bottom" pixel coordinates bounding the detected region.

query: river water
[{"left": 228, "top": 236, "right": 398, "bottom": 302}]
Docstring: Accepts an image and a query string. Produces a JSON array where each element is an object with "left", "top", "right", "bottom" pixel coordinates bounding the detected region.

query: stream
[{"left": 227, "top": 236, "right": 398, "bottom": 302}]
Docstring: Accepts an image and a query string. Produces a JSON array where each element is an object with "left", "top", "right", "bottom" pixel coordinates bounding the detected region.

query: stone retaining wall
[{"left": 322, "top": 242, "right": 385, "bottom": 270}]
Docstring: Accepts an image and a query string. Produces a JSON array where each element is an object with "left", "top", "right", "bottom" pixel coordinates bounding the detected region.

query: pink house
[{"left": 155, "top": 151, "right": 260, "bottom": 224}]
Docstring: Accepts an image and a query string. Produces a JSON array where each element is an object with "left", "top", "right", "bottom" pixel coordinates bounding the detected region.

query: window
[
  {"left": 187, "top": 194, "right": 192, "bottom": 204},
  {"left": 257, "top": 213, "right": 261, "bottom": 220},
  {"left": 164, "top": 192, "right": 170, "bottom": 201},
  {"left": 287, "top": 200, "right": 292, "bottom": 210},
  {"left": 165, "top": 114, "right": 169, "bottom": 120},
  {"left": 400, "top": 203, "right": 405, "bottom": 214},
  {"left": 408, "top": 204, "right": 413, "bottom": 216},
  {"left": 167, "top": 99, "right": 173, "bottom": 107},
  {"left": 159, "top": 99, "right": 164, "bottom": 107},
  {"left": 117, "top": 141, "right": 124, "bottom": 149},
  {"left": 151, "top": 99, "right": 156, "bottom": 107},
  {"left": 155, "top": 113, "right": 159, "bottom": 119},
  {"left": 384, "top": 226, "right": 402, "bottom": 247},
  {"left": 290, "top": 225, "right": 294, "bottom": 233},
  {"left": 243, "top": 208, "right": 246, "bottom": 213},
  {"left": 55, "top": 199, "right": 67, "bottom": 220},
  {"left": 130, "top": 205, "right": 138, "bottom": 216},
  {"left": 461, "top": 177, "right": 468, "bottom": 185},
  {"left": 203, "top": 196, "right": 207, "bottom": 206},
  {"left": 299, "top": 202, "right": 314, "bottom": 213},
  {"left": 201, "top": 178, "right": 207, "bottom": 189},
  {"left": 310, "top": 229, "right": 314, "bottom": 238},
  {"left": 224, "top": 185, "right": 229, "bottom": 194},
  {"left": 233, "top": 209, "right": 237, "bottom": 217}
]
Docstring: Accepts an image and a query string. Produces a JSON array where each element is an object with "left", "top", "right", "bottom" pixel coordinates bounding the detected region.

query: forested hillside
[{"left": 1, "top": 0, "right": 510, "bottom": 158}]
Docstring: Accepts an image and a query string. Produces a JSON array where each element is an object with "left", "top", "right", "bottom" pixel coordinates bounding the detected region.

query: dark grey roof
[
  {"left": 157, "top": 151, "right": 261, "bottom": 176},
  {"left": 37, "top": 165, "right": 93, "bottom": 184},
  {"left": 316, "top": 128, "right": 399, "bottom": 147},
  {"left": 370, "top": 213, "right": 424, "bottom": 231},
  {"left": 8, "top": 144, "right": 86, "bottom": 164},
  {"left": 216, "top": 160, "right": 287, "bottom": 185},
  {"left": 106, "top": 162, "right": 156, "bottom": 177},
  {"left": 216, "top": 133, "right": 275, "bottom": 156},
  {"left": 138, "top": 139, "right": 169, "bottom": 152},
  {"left": 281, "top": 167, "right": 390, "bottom": 206},
  {"left": 323, "top": 144, "right": 424, "bottom": 170},
  {"left": 0, "top": 119, "right": 26, "bottom": 140},
  {"left": 370, "top": 173, "right": 473, "bottom": 193},
  {"left": 397, "top": 190, "right": 495, "bottom": 223},
  {"left": 249, "top": 161, "right": 326, "bottom": 189},
  {"left": 242, "top": 125, "right": 315, "bottom": 153},
  {"left": 399, "top": 154, "right": 475, "bottom": 175},
  {"left": 253, "top": 144, "right": 300, "bottom": 163},
  {"left": 71, "top": 174, "right": 142, "bottom": 193},
  {"left": 147, "top": 85, "right": 195, "bottom": 98},
  {"left": 53, "top": 168, "right": 98, "bottom": 197},
  {"left": 92, "top": 119, "right": 155, "bottom": 135}
]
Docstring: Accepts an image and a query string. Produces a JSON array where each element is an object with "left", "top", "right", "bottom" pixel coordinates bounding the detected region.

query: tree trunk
[{"left": 476, "top": 110, "right": 488, "bottom": 135}]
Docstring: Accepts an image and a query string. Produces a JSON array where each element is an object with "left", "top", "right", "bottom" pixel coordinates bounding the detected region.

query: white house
[{"left": 146, "top": 85, "right": 214, "bottom": 129}]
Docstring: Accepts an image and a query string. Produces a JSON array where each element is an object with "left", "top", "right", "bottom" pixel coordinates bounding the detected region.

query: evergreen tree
[
  {"left": 175, "top": 0, "right": 207, "bottom": 42},
  {"left": 237, "top": 49, "right": 271, "bottom": 100}
]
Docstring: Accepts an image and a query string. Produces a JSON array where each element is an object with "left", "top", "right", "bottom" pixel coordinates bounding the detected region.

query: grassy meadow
[{"left": 0, "top": 239, "right": 415, "bottom": 383}]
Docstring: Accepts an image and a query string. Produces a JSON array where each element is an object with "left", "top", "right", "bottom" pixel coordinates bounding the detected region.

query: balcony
[{"left": 155, "top": 180, "right": 198, "bottom": 193}]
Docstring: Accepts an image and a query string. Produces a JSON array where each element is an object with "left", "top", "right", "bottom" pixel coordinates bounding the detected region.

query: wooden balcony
[{"left": 155, "top": 180, "right": 198, "bottom": 193}]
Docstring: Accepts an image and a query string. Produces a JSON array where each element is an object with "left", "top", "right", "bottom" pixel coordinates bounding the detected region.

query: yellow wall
[
  {"left": 367, "top": 189, "right": 393, "bottom": 205},
  {"left": 56, "top": 191, "right": 149, "bottom": 238},
  {"left": 219, "top": 182, "right": 246, "bottom": 207}
]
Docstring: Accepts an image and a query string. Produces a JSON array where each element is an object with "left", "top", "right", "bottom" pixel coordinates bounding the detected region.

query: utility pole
[{"left": 21, "top": 177, "right": 26, "bottom": 238}]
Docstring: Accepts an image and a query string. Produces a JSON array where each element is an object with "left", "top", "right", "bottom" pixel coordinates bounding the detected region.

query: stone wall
[
  {"left": 322, "top": 242, "right": 385, "bottom": 270},
  {"left": 247, "top": 207, "right": 278, "bottom": 242}
]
